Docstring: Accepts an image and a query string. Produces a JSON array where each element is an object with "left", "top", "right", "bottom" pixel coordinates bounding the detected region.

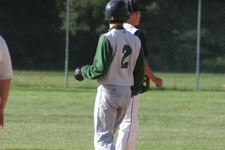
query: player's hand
[
  {"left": 139, "top": 86, "right": 149, "bottom": 94},
  {"left": 139, "top": 75, "right": 150, "bottom": 94},
  {"left": 154, "top": 76, "right": 162, "bottom": 88},
  {"left": 74, "top": 66, "right": 84, "bottom": 81}
]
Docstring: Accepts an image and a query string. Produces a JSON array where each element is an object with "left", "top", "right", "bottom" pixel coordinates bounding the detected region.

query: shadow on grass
[
  {"left": 149, "top": 87, "right": 224, "bottom": 92},
  {"left": 11, "top": 86, "right": 97, "bottom": 93},
  {"left": 3, "top": 149, "right": 63, "bottom": 150},
  {"left": 11, "top": 86, "right": 225, "bottom": 93}
]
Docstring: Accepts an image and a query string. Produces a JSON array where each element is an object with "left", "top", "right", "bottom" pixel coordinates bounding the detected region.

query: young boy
[
  {"left": 74, "top": 0, "right": 145, "bottom": 149},
  {"left": 0, "top": 35, "right": 13, "bottom": 129},
  {"left": 116, "top": 0, "right": 163, "bottom": 149}
]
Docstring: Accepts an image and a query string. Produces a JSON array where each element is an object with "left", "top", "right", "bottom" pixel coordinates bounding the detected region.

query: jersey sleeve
[
  {"left": 0, "top": 37, "right": 13, "bottom": 80},
  {"left": 134, "top": 30, "right": 148, "bottom": 57},
  {"left": 81, "top": 35, "right": 112, "bottom": 79},
  {"left": 131, "top": 47, "right": 145, "bottom": 96}
]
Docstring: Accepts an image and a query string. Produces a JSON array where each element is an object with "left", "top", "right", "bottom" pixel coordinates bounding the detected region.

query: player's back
[{"left": 97, "top": 26, "right": 142, "bottom": 87}]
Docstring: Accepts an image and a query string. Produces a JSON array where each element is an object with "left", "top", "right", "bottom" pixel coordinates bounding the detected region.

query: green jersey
[{"left": 81, "top": 25, "right": 144, "bottom": 95}]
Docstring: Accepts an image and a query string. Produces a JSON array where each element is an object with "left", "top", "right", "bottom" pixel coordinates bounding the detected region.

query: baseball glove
[
  {"left": 74, "top": 66, "right": 84, "bottom": 81},
  {"left": 139, "top": 75, "right": 150, "bottom": 94}
]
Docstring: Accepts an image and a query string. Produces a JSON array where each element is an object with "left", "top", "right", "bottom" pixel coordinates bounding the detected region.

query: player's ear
[
  {"left": 135, "top": 11, "right": 139, "bottom": 16},
  {"left": 129, "top": 12, "right": 135, "bottom": 18}
]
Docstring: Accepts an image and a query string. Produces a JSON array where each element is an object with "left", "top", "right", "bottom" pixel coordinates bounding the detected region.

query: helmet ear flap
[{"left": 105, "top": 0, "right": 130, "bottom": 22}]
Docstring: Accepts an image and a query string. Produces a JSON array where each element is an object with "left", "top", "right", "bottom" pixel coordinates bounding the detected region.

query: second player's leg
[{"left": 116, "top": 95, "right": 140, "bottom": 150}]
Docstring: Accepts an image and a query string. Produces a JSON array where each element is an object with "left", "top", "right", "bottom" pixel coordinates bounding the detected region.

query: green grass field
[{"left": 0, "top": 71, "right": 225, "bottom": 150}]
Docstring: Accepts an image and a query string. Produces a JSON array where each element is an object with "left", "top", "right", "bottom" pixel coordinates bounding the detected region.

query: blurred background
[{"left": 0, "top": 0, "right": 224, "bottom": 90}]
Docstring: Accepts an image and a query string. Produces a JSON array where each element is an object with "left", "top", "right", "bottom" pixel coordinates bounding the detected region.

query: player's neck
[
  {"left": 109, "top": 23, "right": 123, "bottom": 28},
  {"left": 126, "top": 15, "right": 139, "bottom": 26},
  {"left": 126, "top": 19, "right": 136, "bottom": 26}
]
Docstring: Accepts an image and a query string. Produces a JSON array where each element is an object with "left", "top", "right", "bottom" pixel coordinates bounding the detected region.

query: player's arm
[
  {"left": 0, "top": 37, "right": 13, "bottom": 128},
  {"left": 0, "top": 78, "right": 11, "bottom": 128},
  {"left": 0, "top": 39, "right": 13, "bottom": 110},
  {"left": 134, "top": 30, "right": 148, "bottom": 56},
  {"left": 131, "top": 47, "right": 145, "bottom": 96},
  {"left": 135, "top": 30, "right": 162, "bottom": 88},
  {"left": 0, "top": 79, "right": 11, "bottom": 110},
  {"left": 144, "top": 60, "right": 162, "bottom": 88},
  {"left": 81, "top": 35, "right": 112, "bottom": 79}
]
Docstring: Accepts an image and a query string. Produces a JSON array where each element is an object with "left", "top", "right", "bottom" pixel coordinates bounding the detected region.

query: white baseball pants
[
  {"left": 94, "top": 84, "right": 131, "bottom": 150},
  {"left": 116, "top": 95, "right": 139, "bottom": 150}
]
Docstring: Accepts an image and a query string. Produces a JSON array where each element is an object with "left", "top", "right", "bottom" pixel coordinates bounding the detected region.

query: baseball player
[
  {"left": 116, "top": 0, "right": 163, "bottom": 149},
  {"left": 0, "top": 35, "right": 13, "bottom": 129},
  {"left": 74, "top": 0, "right": 145, "bottom": 149}
]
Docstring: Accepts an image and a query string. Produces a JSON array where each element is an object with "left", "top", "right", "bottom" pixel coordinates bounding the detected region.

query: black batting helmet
[
  {"left": 125, "top": 0, "right": 146, "bottom": 13},
  {"left": 105, "top": 0, "right": 130, "bottom": 22}
]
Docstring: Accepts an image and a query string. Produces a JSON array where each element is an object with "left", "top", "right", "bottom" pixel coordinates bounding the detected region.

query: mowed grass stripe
[{"left": 0, "top": 71, "right": 224, "bottom": 149}]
